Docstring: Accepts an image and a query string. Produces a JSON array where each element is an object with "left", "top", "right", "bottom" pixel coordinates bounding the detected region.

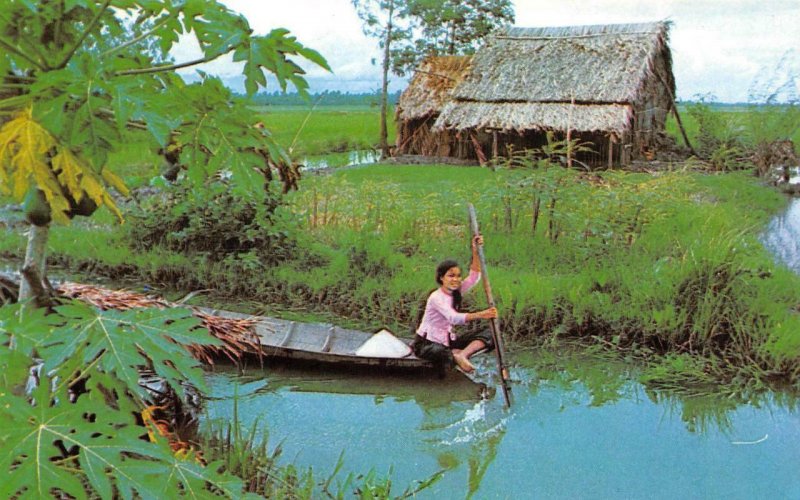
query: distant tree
[
  {"left": 351, "top": 0, "right": 413, "bottom": 159},
  {"left": 0, "top": 1, "right": 328, "bottom": 304},
  {"left": 393, "top": 0, "right": 515, "bottom": 75}
]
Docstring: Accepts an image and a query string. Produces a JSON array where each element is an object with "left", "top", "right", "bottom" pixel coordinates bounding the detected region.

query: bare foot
[{"left": 453, "top": 352, "right": 475, "bottom": 373}]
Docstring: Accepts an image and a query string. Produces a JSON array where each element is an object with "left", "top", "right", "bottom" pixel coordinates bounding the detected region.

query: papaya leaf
[
  {"left": 0, "top": 108, "right": 73, "bottom": 223},
  {"left": 0, "top": 303, "right": 61, "bottom": 358},
  {"left": 233, "top": 29, "right": 329, "bottom": 97},
  {"left": 41, "top": 302, "right": 220, "bottom": 402},
  {"left": 100, "top": 167, "right": 131, "bottom": 197},
  {"left": 120, "top": 458, "right": 247, "bottom": 499},
  {"left": 0, "top": 382, "right": 154, "bottom": 499},
  {"left": 190, "top": 2, "right": 248, "bottom": 59},
  {"left": 0, "top": 374, "right": 239, "bottom": 499},
  {"left": 0, "top": 109, "right": 130, "bottom": 224},
  {"left": 111, "top": 81, "right": 141, "bottom": 132},
  {"left": 141, "top": 110, "right": 181, "bottom": 148}
]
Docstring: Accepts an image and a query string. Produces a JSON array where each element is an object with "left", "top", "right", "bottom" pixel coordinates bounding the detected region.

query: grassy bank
[{"left": 4, "top": 163, "right": 800, "bottom": 389}]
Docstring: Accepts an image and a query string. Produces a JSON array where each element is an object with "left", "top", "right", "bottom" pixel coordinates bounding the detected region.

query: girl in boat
[{"left": 413, "top": 235, "right": 497, "bottom": 373}]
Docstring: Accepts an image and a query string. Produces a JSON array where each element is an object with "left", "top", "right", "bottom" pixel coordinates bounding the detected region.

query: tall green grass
[
  {"left": 666, "top": 103, "right": 800, "bottom": 152},
  {"left": 280, "top": 165, "right": 800, "bottom": 385},
  {"left": 251, "top": 105, "right": 395, "bottom": 157}
]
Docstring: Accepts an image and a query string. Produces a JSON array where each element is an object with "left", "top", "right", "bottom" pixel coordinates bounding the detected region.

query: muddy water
[{"left": 202, "top": 351, "right": 800, "bottom": 498}]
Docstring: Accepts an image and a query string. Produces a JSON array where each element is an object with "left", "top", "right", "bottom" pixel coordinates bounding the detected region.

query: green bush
[{"left": 127, "top": 182, "right": 297, "bottom": 265}]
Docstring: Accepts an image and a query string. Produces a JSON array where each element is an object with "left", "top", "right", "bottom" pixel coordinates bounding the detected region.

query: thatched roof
[
  {"left": 432, "top": 22, "right": 673, "bottom": 133},
  {"left": 436, "top": 101, "right": 634, "bottom": 134},
  {"left": 397, "top": 55, "right": 472, "bottom": 121}
]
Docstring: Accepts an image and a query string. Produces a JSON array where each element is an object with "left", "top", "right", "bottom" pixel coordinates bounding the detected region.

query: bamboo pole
[
  {"left": 567, "top": 97, "right": 574, "bottom": 168},
  {"left": 468, "top": 203, "right": 512, "bottom": 408},
  {"left": 654, "top": 70, "right": 698, "bottom": 156}
]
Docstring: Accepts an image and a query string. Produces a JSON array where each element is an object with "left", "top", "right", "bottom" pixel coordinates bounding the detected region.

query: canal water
[
  {"left": 4, "top": 182, "right": 800, "bottom": 498},
  {"left": 761, "top": 197, "right": 800, "bottom": 273},
  {"left": 202, "top": 349, "right": 800, "bottom": 499},
  {"left": 197, "top": 194, "right": 800, "bottom": 498},
  {"left": 302, "top": 149, "right": 380, "bottom": 171}
]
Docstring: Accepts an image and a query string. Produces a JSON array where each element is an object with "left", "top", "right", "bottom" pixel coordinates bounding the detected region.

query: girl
[{"left": 413, "top": 235, "right": 497, "bottom": 373}]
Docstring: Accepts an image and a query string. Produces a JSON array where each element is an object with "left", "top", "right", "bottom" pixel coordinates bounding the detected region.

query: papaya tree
[
  {"left": 0, "top": 2, "right": 332, "bottom": 496},
  {"left": 0, "top": 0, "right": 329, "bottom": 303}
]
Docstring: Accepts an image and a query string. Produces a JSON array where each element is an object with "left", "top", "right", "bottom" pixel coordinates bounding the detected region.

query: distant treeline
[{"left": 244, "top": 90, "right": 402, "bottom": 107}]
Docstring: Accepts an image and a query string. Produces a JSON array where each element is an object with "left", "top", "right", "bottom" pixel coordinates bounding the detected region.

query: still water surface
[
  {"left": 761, "top": 197, "right": 800, "bottom": 273},
  {"left": 202, "top": 349, "right": 800, "bottom": 499}
]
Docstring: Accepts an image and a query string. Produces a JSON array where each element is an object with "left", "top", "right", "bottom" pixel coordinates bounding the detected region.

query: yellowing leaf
[
  {"left": 0, "top": 107, "right": 128, "bottom": 225},
  {"left": 101, "top": 168, "right": 130, "bottom": 197},
  {"left": 51, "top": 149, "right": 85, "bottom": 201}
]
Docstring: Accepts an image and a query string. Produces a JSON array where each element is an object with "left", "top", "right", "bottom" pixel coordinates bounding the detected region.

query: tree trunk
[
  {"left": 379, "top": 4, "right": 393, "bottom": 160},
  {"left": 448, "top": 22, "right": 456, "bottom": 55},
  {"left": 19, "top": 223, "right": 49, "bottom": 301}
]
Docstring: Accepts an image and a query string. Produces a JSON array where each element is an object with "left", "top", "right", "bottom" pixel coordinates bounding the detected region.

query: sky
[{"left": 173, "top": 0, "right": 800, "bottom": 103}]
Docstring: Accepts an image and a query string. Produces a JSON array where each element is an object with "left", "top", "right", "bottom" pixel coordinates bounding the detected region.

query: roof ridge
[{"left": 499, "top": 21, "right": 669, "bottom": 39}]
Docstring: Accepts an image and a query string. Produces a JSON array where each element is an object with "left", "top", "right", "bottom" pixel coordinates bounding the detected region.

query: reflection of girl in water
[{"left": 413, "top": 235, "right": 497, "bottom": 373}]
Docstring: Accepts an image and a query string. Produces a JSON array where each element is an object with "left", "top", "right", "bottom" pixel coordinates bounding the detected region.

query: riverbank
[{"left": 3, "top": 164, "right": 799, "bottom": 393}]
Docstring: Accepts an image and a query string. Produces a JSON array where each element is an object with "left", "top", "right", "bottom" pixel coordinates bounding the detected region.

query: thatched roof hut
[
  {"left": 397, "top": 22, "right": 677, "bottom": 166},
  {"left": 395, "top": 56, "right": 474, "bottom": 159}
]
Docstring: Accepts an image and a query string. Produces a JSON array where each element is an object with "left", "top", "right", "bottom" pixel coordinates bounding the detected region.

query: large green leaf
[
  {"left": 41, "top": 302, "right": 220, "bottom": 402},
  {"left": 0, "top": 381, "right": 153, "bottom": 498},
  {"left": 188, "top": 2, "right": 248, "bottom": 59},
  {"left": 233, "top": 29, "right": 330, "bottom": 97},
  {"left": 0, "top": 373, "right": 244, "bottom": 499},
  {"left": 0, "top": 303, "right": 60, "bottom": 357}
]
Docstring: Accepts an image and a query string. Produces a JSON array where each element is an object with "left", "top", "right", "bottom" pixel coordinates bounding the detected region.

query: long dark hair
[
  {"left": 413, "top": 260, "right": 463, "bottom": 333},
  {"left": 435, "top": 259, "right": 462, "bottom": 311}
]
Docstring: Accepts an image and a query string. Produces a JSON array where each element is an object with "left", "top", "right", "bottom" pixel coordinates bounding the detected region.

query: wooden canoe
[{"left": 197, "top": 307, "right": 436, "bottom": 371}]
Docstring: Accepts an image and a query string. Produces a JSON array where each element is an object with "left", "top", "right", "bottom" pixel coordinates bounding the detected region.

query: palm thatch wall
[{"left": 397, "top": 22, "right": 676, "bottom": 165}]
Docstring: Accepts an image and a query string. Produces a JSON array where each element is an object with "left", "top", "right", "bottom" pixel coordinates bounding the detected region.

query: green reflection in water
[{"left": 202, "top": 347, "right": 800, "bottom": 498}]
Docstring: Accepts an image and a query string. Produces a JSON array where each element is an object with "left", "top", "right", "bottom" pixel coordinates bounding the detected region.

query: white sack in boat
[{"left": 355, "top": 329, "right": 412, "bottom": 358}]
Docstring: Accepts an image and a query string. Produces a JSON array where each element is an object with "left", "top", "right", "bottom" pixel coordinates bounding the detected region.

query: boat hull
[{"left": 198, "top": 308, "right": 436, "bottom": 371}]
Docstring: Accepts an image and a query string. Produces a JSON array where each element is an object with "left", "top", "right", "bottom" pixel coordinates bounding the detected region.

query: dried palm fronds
[
  {"left": 57, "top": 282, "right": 263, "bottom": 365},
  {"left": 59, "top": 282, "right": 172, "bottom": 309},
  {"left": 454, "top": 23, "right": 672, "bottom": 104},
  {"left": 190, "top": 311, "right": 260, "bottom": 365},
  {"left": 397, "top": 55, "right": 473, "bottom": 121},
  {"left": 435, "top": 101, "right": 634, "bottom": 134}
]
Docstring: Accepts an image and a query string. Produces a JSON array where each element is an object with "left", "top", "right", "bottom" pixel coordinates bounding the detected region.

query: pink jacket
[{"left": 415, "top": 270, "right": 480, "bottom": 346}]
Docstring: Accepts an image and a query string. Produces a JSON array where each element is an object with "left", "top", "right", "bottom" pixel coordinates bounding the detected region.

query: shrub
[{"left": 127, "top": 182, "right": 297, "bottom": 265}]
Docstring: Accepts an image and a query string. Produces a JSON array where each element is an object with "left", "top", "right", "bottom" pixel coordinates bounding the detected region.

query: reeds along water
[{"left": 282, "top": 164, "right": 800, "bottom": 387}]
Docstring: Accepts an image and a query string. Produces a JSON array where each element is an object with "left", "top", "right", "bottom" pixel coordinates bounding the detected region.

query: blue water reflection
[{"left": 202, "top": 352, "right": 800, "bottom": 499}]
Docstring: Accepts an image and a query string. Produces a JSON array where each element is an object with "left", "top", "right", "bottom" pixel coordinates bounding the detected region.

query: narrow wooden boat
[{"left": 197, "top": 307, "right": 436, "bottom": 371}]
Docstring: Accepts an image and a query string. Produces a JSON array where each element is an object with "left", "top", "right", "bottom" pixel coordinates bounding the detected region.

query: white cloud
[{"left": 171, "top": 0, "right": 800, "bottom": 102}]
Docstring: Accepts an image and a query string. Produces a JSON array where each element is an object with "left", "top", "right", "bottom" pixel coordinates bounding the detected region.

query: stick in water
[{"left": 468, "top": 203, "right": 512, "bottom": 408}]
